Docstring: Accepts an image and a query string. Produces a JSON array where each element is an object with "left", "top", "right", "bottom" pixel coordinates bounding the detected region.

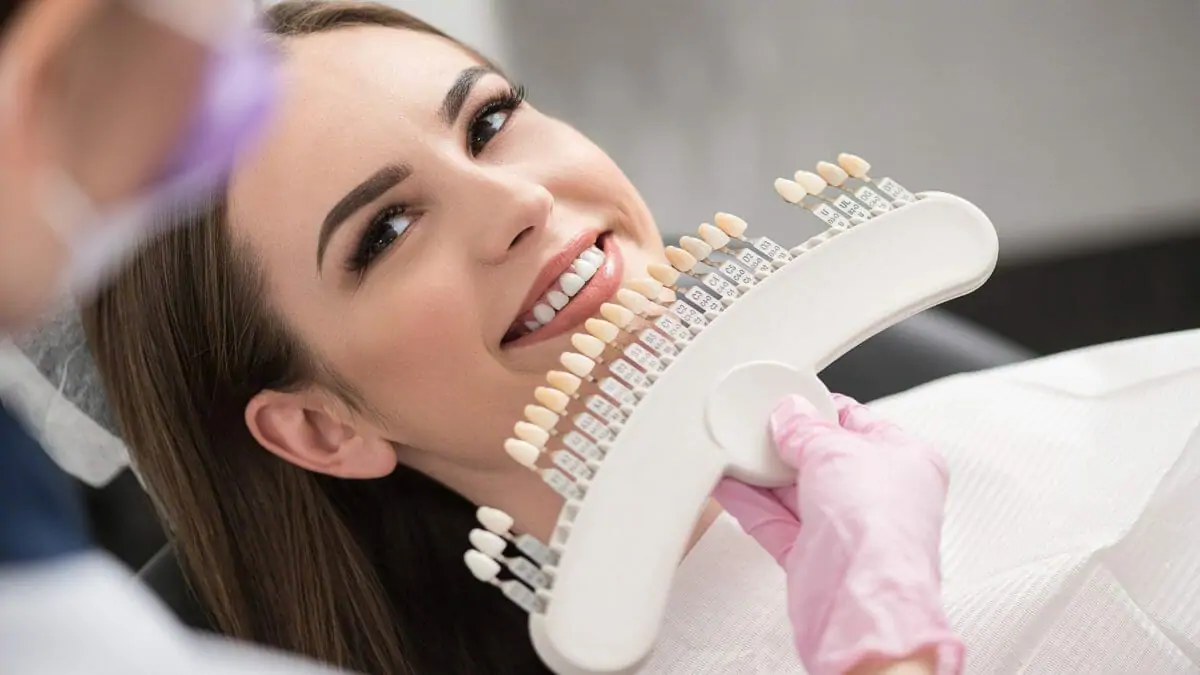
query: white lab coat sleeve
[{"left": 0, "top": 551, "right": 358, "bottom": 674}]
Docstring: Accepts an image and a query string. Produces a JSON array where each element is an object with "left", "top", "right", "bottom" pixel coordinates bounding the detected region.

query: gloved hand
[{"left": 713, "top": 394, "right": 963, "bottom": 675}]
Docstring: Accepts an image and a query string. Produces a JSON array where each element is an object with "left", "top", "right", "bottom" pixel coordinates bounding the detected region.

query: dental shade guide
[{"left": 465, "top": 154, "right": 999, "bottom": 675}]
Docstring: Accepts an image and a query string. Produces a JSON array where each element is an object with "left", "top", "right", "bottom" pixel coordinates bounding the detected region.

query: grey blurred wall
[{"left": 283, "top": 0, "right": 1200, "bottom": 263}]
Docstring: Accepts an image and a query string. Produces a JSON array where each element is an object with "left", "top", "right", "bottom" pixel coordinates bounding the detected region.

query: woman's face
[{"left": 229, "top": 26, "right": 664, "bottom": 520}]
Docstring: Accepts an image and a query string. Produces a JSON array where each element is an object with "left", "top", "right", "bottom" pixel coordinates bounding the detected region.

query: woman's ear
[{"left": 245, "top": 389, "right": 398, "bottom": 479}]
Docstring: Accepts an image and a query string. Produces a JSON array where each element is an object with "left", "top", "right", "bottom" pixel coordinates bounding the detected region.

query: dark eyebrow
[
  {"left": 317, "top": 163, "right": 411, "bottom": 271},
  {"left": 439, "top": 65, "right": 495, "bottom": 125}
]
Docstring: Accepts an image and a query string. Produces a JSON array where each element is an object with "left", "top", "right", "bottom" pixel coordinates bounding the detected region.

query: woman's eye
[
  {"left": 347, "top": 208, "right": 413, "bottom": 275},
  {"left": 469, "top": 109, "right": 511, "bottom": 155}
]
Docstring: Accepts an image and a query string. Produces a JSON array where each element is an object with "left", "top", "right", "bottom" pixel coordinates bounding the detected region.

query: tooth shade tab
[
  {"left": 627, "top": 277, "right": 664, "bottom": 298},
  {"left": 505, "top": 438, "right": 542, "bottom": 467},
  {"left": 774, "top": 177, "right": 807, "bottom": 203},
  {"left": 534, "top": 386, "right": 570, "bottom": 412},
  {"left": 560, "top": 352, "right": 596, "bottom": 378},
  {"left": 647, "top": 263, "right": 680, "bottom": 287},
  {"left": 525, "top": 405, "right": 560, "bottom": 430},
  {"left": 514, "top": 421, "right": 549, "bottom": 447},
  {"left": 678, "top": 236, "right": 713, "bottom": 262},
  {"left": 547, "top": 370, "right": 582, "bottom": 395},
  {"left": 838, "top": 152, "right": 871, "bottom": 178},
  {"left": 571, "top": 333, "right": 606, "bottom": 359},
  {"left": 476, "top": 506, "right": 514, "bottom": 534},
  {"left": 600, "top": 302, "right": 636, "bottom": 328},
  {"left": 793, "top": 170, "right": 828, "bottom": 195},
  {"left": 664, "top": 246, "right": 697, "bottom": 273},
  {"left": 697, "top": 223, "right": 731, "bottom": 250},
  {"left": 464, "top": 550, "right": 501, "bottom": 581},
  {"left": 586, "top": 318, "right": 621, "bottom": 343},
  {"left": 615, "top": 288, "right": 649, "bottom": 315},
  {"left": 714, "top": 212, "right": 748, "bottom": 238},
  {"left": 816, "top": 161, "right": 849, "bottom": 186},
  {"left": 469, "top": 528, "right": 508, "bottom": 558}
]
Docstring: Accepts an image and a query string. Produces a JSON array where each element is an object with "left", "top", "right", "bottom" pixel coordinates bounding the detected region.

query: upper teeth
[{"left": 528, "top": 245, "right": 605, "bottom": 330}]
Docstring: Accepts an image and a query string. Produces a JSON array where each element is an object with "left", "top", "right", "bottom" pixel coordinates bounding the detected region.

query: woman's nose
[{"left": 465, "top": 173, "right": 554, "bottom": 265}]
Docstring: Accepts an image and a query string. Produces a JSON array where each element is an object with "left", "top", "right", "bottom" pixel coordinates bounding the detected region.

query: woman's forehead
[{"left": 228, "top": 26, "right": 483, "bottom": 251}]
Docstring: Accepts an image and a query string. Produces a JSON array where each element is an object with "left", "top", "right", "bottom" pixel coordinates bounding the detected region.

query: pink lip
[{"left": 503, "top": 234, "right": 624, "bottom": 349}]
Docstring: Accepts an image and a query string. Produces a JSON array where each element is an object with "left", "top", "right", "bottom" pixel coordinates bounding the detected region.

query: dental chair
[{"left": 126, "top": 308, "right": 1036, "bottom": 632}]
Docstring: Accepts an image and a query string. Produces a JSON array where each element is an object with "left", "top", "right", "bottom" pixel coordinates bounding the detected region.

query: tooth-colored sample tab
[
  {"left": 838, "top": 153, "right": 870, "bottom": 178},
  {"left": 561, "top": 352, "right": 596, "bottom": 377},
  {"left": 664, "top": 246, "right": 697, "bottom": 272},
  {"left": 714, "top": 212, "right": 748, "bottom": 238},
  {"left": 601, "top": 302, "right": 635, "bottom": 328},
  {"left": 525, "top": 405, "right": 560, "bottom": 430},
  {"left": 816, "top": 161, "right": 849, "bottom": 186},
  {"left": 534, "top": 386, "right": 570, "bottom": 412},
  {"left": 505, "top": 438, "right": 541, "bottom": 467},
  {"left": 477, "top": 506, "right": 514, "bottom": 533},
  {"left": 533, "top": 303, "right": 555, "bottom": 324},
  {"left": 774, "top": 177, "right": 807, "bottom": 203},
  {"left": 469, "top": 528, "right": 509, "bottom": 558},
  {"left": 793, "top": 170, "right": 828, "bottom": 195},
  {"left": 586, "top": 318, "right": 620, "bottom": 343},
  {"left": 615, "top": 288, "right": 648, "bottom": 315},
  {"left": 697, "top": 223, "right": 731, "bottom": 250},
  {"left": 547, "top": 370, "right": 581, "bottom": 394},
  {"left": 559, "top": 272, "right": 585, "bottom": 296},
  {"left": 679, "top": 236, "right": 713, "bottom": 262},
  {"left": 514, "top": 421, "right": 549, "bottom": 447},
  {"left": 571, "top": 333, "right": 606, "bottom": 359},
  {"left": 627, "top": 277, "right": 664, "bottom": 299},
  {"left": 464, "top": 550, "right": 501, "bottom": 581},
  {"left": 648, "top": 263, "right": 680, "bottom": 287}
]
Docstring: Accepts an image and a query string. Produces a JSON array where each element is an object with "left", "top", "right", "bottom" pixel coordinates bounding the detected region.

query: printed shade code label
[
  {"left": 875, "top": 177, "right": 916, "bottom": 202},
  {"left": 573, "top": 412, "right": 614, "bottom": 441},
  {"left": 750, "top": 236, "right": 791, "bottom": 262},
  {"left": 812, "top": 202, "right": 853, "bottom": 230},
  {"left": 669, "top": 300, "right": 707, "bottom": 327},
  {"left": 854, "top": 185, "right": 891, "bottom": 211},
  {"left": 610, "top": 358, "right": 649, "bottom": 388},
  {"left": 718, "top": 260, "right": 757, "bottom": 288},
  {"left": 585, "top": 395, "right": 625, "bottom": 425},
  {"left": 624, "top": 342, "right": 663, "bottom": 372},
  {"left": 735, "top": 249, "right": 773, "bottom": 275},
  {"left": 563, "top": 431, "right": 603, "bottom": 461},
  {"left": 638, "top": 328, "right": 677, "bottom": 356},
  {"left": 655, "top": 314, "right": 692, "bottom": 343},
  {"left": 684, "top": 286, "right": 724, "bottom": 315},
  {"left": 831, "top": 194, "right": 871, "bottom": 222},
  {"left": 701, "top": 273, "right": 739, "bottom": 300},
  {"left": 598, "top": 377, "right": 636, "bottom": 405}
]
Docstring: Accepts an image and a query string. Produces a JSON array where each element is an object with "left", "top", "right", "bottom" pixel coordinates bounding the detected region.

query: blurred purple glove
[{"left": 713, "top": 394, "right": 963, "bottom": 675}]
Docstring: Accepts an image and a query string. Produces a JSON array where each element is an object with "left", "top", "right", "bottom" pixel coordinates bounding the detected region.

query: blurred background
[{"left": 366, "top": 0, "right": 1200, "bottom": 355}]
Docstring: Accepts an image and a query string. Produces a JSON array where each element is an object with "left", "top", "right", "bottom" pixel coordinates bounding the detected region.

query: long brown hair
[{"left": 82, "top": 3, "right": 548, "bottom": 673}]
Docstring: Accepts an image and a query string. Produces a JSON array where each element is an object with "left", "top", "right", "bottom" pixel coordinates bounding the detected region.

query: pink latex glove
[{"left": 713, "top": 394, "right": 964, "bottom": 675}]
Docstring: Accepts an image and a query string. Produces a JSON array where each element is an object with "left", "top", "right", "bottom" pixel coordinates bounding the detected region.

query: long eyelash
[
  {"left": 345, "top": 204, "right": 405, "bottom": 276},
  {"left": 468, "top": 83, "right": 527, "bottom": 152},
  {"left": 477, "top": 83, "right": 527, "bottom": 120}
]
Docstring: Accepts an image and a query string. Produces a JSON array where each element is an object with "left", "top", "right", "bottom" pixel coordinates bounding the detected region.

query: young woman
[{"left": 83, "top": 2, "right": 954, "bottom": 673}]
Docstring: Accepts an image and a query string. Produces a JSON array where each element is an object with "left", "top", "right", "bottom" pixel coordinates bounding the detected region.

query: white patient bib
[{"left": 647, "top": 329, "right": 1200, "bottom": 674}]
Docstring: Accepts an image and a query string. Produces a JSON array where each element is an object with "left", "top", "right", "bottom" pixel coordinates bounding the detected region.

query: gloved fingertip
[{"left": 771, "top": 395, "right": 820, "bottom": 429}]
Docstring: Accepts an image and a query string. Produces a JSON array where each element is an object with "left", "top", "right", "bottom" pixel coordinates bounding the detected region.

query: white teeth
[
  {"left": 573, "top": 260, "right": 598, "bottom": 280},
  {"left": 547, "top": 291, "right": 570, "bottom": 310},
  {"left": 581, "top": 248, "right": 604, "bottom": 267},
  {"left": 533, "top": 303, "right": 556, "bottom": 324},
  {"left": 559, "top": 272, "right": 585, "bottom": 296},
  {"left": 525, "top": 320, "right": 540, "bottom": 332}
]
